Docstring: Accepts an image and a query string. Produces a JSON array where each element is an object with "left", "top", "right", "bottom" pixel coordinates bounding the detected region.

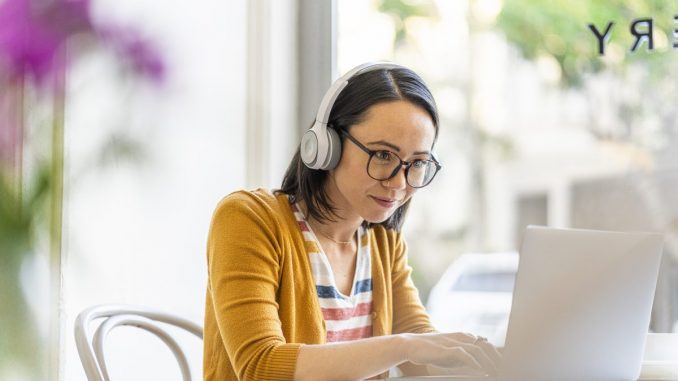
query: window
[{"left": 338, "top": 0, "right": 678, "bottom": 334}]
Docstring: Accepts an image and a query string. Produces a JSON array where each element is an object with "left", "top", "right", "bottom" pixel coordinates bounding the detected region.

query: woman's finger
[
  {"left": 476, "top": 339, "right": 502, "bottom": 368},
  {"left": 427, "top": 331, "right": 476, "bottom": 344},
  {"left": 457, "top": 342, "right": 497, "bottom": 375},
  {"left": 449, "top": 346, "right": 484, "bottom": 370},
  {"left": 451, "top": 332, "right": 478, "bottom": 344},
  {"left": 442, "top": 336, "right": 496, "bottom": 374}
]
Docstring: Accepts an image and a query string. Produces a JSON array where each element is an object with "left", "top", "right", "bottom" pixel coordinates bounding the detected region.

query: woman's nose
[{"left": 382, "top": 166, "right": 407, "bottom": 189}]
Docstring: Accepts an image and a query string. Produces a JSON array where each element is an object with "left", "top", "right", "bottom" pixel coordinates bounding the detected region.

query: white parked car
[{"left": 426, "top": 252, "right": 519, "bottom": 346}]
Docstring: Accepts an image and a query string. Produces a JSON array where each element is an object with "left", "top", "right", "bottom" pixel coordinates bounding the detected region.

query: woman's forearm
[
  {"left": 293, "top": 331, "right": 502, "bottom": 381},
  {"left": 294, "top": 334, "right": 408, "bottom": 381}
]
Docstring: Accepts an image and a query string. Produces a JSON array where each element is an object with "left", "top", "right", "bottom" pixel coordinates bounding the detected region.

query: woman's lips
[{"left": 371, "top": 196, "right": 398, "bottom": 208}]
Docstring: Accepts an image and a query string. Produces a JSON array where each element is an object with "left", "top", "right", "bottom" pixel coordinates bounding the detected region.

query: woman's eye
[
  {"left": 412, "top": 160, "right": 428, "bottom": 169},
  {"left": 375, "top": 151, "right": 392, "bottom": 161}
]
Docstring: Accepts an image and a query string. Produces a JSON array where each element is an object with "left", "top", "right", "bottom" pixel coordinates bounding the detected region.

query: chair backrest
[{"left": 74, "top": 304, "right": 203, "bottom": 381}]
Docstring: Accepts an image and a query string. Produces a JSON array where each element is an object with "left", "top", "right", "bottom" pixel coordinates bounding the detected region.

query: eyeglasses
[{"left": 339, "top": 129, "right": 441, "bottom": 188}]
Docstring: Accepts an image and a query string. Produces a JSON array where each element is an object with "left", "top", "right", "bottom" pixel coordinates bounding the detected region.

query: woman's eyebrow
[{"left": 367, "top": 140, "right": 431, "bottom": 156}]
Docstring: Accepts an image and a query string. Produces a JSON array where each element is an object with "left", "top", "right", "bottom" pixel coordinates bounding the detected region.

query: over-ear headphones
[{"left": 300, "top": 61, "right": 405, "bottom": 170}]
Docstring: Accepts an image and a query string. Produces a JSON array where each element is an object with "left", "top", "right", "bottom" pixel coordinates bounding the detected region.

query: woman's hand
[{"left": 401, "top": 332, "right": 502, "bottom": 376}]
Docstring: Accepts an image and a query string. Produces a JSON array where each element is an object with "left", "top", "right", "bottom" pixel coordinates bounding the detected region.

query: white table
[{"left": 640, "top": 333, "right": 678, "bottom": 380}]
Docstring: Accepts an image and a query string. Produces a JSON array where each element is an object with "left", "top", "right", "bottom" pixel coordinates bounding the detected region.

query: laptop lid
[{"left": 499, "top": 226, "right": 664, "bottom": 380}]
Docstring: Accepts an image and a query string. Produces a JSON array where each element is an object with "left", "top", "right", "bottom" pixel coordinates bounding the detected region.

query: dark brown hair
[{"left": 277, "top": 67, "right": 439, "bottom": 231}]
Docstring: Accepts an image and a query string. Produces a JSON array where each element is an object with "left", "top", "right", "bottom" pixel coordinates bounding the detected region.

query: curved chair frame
[{"left": 74, "top": 304, "right": 203, "bottom": 381}]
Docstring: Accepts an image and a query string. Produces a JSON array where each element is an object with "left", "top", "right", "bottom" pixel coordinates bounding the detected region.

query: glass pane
[{"left": 338, "top": 0, "right": 678, "bottom": 338}]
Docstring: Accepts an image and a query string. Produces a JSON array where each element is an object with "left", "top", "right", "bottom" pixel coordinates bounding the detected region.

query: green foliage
[
  {"left": 0, "top": 164, "right": 50, "bottom": 373},
  {"left": 495, "top": 0, "right": 678, "bottom": 86},
  {"left": 0, "top": 167, "right": 50, "bottom": 262},
  {"left": 377, "top": 0, "right": 438, "bottom": 44}
]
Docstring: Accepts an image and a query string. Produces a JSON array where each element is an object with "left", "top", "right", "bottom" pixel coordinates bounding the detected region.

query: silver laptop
[{"left": 392, "top": 226, "right": 664, "bottom": 381}]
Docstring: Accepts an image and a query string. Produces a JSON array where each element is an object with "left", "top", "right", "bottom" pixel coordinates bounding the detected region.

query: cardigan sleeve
[
  {"left": 390, "top": 233, "right": 437, "bottom": 335},
  {"left": 206, "top": 192, "right": 302, "bottom": 381}
]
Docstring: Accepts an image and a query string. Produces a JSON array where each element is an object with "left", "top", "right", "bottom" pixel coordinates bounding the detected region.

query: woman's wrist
[{"left": 395, "top": 333, "right": 415, "bottom": 363}]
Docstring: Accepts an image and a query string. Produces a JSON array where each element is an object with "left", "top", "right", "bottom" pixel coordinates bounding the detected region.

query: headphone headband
[{"left": 314, "top": 61, "right": 405, "bottom": 126}]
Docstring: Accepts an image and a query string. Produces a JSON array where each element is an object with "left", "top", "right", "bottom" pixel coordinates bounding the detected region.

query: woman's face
[{"left": 327, "top": 100, "right": 436, "bottom": 224}]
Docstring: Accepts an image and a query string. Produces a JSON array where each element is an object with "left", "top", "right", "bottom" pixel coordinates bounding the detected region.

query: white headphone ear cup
[
  {"left": 300, "top": 129, "right": 319, "bottom": 168},
  {"left": 323, "top": 127, "right": 342, "bottom": 170},
  {"left": 301, "top": 122, "right": 331, "bottom": 169}
]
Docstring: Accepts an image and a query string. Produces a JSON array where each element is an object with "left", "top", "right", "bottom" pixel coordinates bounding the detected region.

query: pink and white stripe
[{"left": 289, "top": 199, "right": 373, "bottom": 342}]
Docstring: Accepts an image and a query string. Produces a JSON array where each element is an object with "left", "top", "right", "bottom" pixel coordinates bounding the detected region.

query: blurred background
[{"left": 1, "top": 0, "right": 676, "bottom": 380}]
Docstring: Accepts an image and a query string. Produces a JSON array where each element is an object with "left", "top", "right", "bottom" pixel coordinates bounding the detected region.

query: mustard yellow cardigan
[{"left": 203, "top": 189, "right": 435, "bottom": 381}]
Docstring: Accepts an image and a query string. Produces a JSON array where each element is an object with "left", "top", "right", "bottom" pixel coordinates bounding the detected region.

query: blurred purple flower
[
  {"left": 0, "top": 0, "right": 93, "bottom": 84},
  {"left": 98, "top": 26, "right": 166, "bottom": 83},
  {"left": 0, "top": 0, "right": 165, "bottom": 85}
]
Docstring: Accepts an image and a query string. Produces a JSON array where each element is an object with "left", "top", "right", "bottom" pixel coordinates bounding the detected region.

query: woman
[{"left": 203, "top": 62, "right": 501, "bottom": 381}]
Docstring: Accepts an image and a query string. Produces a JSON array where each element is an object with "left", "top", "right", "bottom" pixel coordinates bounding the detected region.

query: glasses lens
[
  {"left": 407, "top": 160, "right": 437, "bottom": 187},
  {"left": 368, "top": 152, "right": 439, "bottom": 188},
  {"left": 368, "top": 151, "right": 400, "bottom": 180}
]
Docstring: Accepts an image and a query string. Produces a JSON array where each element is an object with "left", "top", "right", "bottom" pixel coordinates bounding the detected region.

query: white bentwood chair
[{"left": 74, "top": 304, "right": 203, "bottom": 381}]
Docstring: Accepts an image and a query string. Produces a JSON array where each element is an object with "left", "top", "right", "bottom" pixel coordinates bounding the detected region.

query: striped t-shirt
[{"left": 290, "top": 201, "right": 373, "bottom": 342}]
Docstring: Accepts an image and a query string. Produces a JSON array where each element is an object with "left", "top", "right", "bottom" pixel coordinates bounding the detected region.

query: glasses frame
[{"left": 339, "top": 129, "right": 442, "bottom": 188}]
